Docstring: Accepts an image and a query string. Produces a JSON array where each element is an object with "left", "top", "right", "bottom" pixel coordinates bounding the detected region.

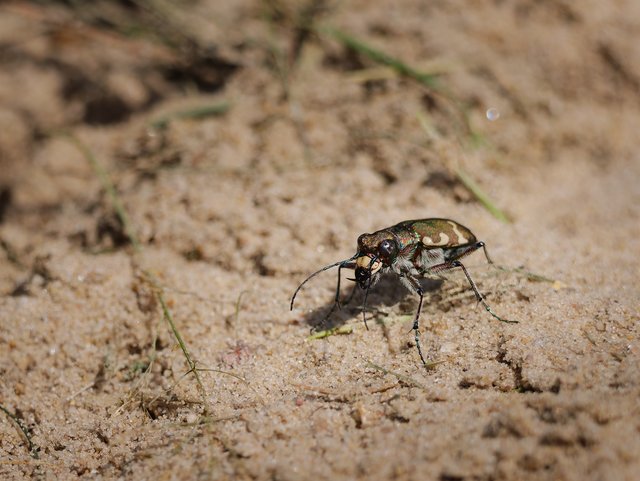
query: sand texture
[{"left": 1, "top": 1, "right": 639, "bottom": 480}]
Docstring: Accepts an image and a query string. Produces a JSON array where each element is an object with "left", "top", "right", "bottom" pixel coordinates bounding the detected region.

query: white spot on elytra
[
  {"left": 422, "top": 233, "right": 449, "bottom": 246},
  {"left": 448, "top": 221, "right": 468, "bottom": 244}
]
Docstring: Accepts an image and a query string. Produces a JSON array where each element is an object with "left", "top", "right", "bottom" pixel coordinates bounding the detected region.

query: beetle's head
[{"left": 353, "top": 232, "right": 399, "bottom": 289}]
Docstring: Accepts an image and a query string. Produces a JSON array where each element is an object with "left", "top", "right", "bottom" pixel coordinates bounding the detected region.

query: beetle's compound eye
[{"left": 378, "top": 239, "right": 397, "bottom": 259}]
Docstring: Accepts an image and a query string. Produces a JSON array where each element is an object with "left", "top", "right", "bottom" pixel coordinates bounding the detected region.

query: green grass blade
[
  {"left": 323, "top": 28, "right": 440, "bottom": 89},
  {"left": 67, "top": 134, "right": 209, "bottom": 409},
  {"left": 67, "top": 134, "right": 142, "bottom": 253},
  {"left": 150, "top": 101, "right": 230, "bottom": 129},
  {"left": 307, "top": 325, "right": 353, "bottom": 340},
  {"left": 156, "top": 287, "right": 207, "bottom": 400},
  {"left": 455, "top": 168, "right": 511, "bottom": 224},
  {"left": 0, "top": 403, "right": 38, "bottom": 458}
]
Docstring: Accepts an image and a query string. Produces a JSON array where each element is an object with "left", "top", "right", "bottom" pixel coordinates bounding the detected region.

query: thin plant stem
[
  {"left": 0, "top": 403, "right": 38, "bottom": 458},
  {"left": 455, "top": 168, "right": 511, "bottom": 224},
  {"left": 67, "top": 133, "right": 209, "bottom": 410},
  {"left": 323, "top": 28, "right": 439, "bottom": 89}
]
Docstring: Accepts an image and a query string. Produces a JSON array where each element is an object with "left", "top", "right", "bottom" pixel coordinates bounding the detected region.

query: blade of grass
[
  {"left": 150, "top": 101, "right": 230, "bottom": 130},
  {"left": 0, "top": 403, "right": 38, "bottom": 458},
  {"left": 323, "top": 27, "right": 440, "bottom": 89},
  {"left": 66, "top": 134, "right": 208, "bottom": 410},
  {"left": 416, "top": 112, "right": 510, "bottom": 224},
  {"left": 156, "top": 289, "right": 207, "bottom": 398},
  {"left": 307, "top": 325, "right": 353, "bottom": 340},
  {"left": 67, "top": 134, "right": 142, "bottom": 253},
  {"left": 455, "top": 167, "right": 511, "bottom": 223},
  {"left": 326, "top": 28, "right": 485, "bottom": 141},
  {"left": 367, "top": 361, "right": 444, "bottom": 387},
  {"left": 234, "top": 290, "right": 248, "bottom": 325},
  {"left": 326, "top": 25, "right": 490, "bottom": 142}
]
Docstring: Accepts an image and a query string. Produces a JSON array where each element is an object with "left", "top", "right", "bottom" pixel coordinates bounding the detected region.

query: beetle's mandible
[{"left": 290, "top": 218, "right": 517, "bottom": 367}]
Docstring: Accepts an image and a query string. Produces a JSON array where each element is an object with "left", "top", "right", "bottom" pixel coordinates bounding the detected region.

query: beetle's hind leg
[
  {"left": 334, "top": 261, "right": 356, "bottom": 309},
  {"left": 451, "top": 260, "right": 517, "bottom": 324},
  {"left": 477, "top": 241, "right": 494, "bottom": 265}
]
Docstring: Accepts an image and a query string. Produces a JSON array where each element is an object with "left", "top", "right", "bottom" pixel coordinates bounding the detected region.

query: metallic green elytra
[{"left": 290, "top": 218, "right": 516, "bottom": 368}]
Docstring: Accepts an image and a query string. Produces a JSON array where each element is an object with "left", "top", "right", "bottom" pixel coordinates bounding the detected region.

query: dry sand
[{"left": 1, "top": 1, "right": 639, "bottom": 480}]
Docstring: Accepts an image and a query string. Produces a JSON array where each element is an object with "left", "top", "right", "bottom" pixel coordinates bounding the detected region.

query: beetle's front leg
[
  {"left": 334, "top": 261, "right": 356, "bottom": 309},
  {"left": 312, "top": 261, "right": 357, "bottom": 332}
]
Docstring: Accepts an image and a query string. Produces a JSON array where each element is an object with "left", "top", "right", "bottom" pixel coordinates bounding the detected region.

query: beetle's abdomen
[{"left": 401, "top": 219, "right": 477, "bottom": 248}]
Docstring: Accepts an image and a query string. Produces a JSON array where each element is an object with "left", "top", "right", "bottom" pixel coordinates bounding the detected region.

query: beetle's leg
[
  {"left": 400, "top": 275, "right": 429, "bottom": 368},
  {"left": 313, "top": 306, "right": 337, "bottom": 333},
  {"left": 334, "top": 261, "right": 356, "bottom": 309},
  {"left": 360, "top": 256, "right": 379, "bottom": 331},
  {"left": 451, "top": 261, "right": 518, "bottom": 324},
  {"left": 413, "top": 291, "right": 428, "bottom": 368},
  {"left": 478, "top": 241, "right": 494, "bottom": 265},
  {"left": 312, "top": 261, "right": 357, "bottom": 332}
]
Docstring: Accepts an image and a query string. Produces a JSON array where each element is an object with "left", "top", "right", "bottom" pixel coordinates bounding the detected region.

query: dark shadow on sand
[{"left": 295, "top": 273, "right": 446, "bottom": 331}]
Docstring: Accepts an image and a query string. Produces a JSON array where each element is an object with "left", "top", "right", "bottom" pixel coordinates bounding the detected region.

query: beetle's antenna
[{"left": 290, "top": 254, "right": 359, "bottom": 310}]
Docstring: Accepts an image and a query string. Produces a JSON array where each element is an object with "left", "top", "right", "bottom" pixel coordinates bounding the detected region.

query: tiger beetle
[{"left": 290, "top": 218, "right": 517, "bottom": 368}]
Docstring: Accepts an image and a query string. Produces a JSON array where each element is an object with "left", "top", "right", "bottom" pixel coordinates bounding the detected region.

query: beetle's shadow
[{"left": 299, "top": 274, "right": 445, "bottom": 331}]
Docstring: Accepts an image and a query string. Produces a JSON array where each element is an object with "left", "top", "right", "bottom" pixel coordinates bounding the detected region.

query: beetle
[{"left": 290, "top": 218, "right": 517, "bottom": 367}]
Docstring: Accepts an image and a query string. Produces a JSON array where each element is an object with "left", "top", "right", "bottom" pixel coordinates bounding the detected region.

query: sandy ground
[{"left": 1, "top": 1, "right": 639, "bottom": 480}]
